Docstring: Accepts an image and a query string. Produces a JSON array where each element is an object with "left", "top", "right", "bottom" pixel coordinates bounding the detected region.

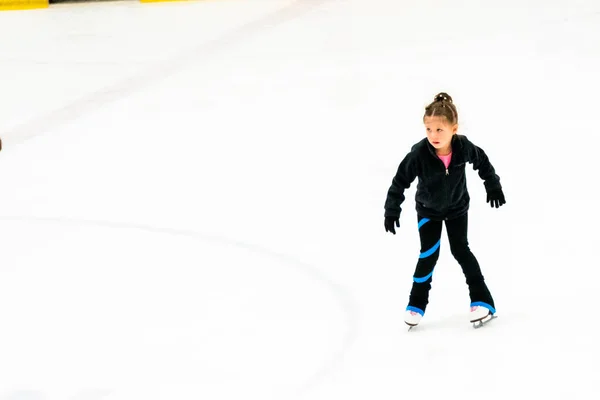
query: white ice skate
[
  {"left": 404, "top": 309, "right": 422, "bottom": 328},
  {"left": 470, "top": 305, "right": 497, "bottom": 328}
]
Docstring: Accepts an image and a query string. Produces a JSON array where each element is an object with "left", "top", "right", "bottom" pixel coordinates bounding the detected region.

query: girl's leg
[
  {"left": 407, "top": 216, "right": 443, "bottom": 315},
  {"left": 445, "top": 213, "right": 496, "bottom": 312}
]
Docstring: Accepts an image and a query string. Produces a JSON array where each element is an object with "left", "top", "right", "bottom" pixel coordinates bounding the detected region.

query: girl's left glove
[{"left": 486, "top": 188, "right": 506, "bottom": 208}]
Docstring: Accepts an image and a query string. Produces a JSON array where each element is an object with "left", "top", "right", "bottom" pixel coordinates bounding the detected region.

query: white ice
[{"left": 0, "top": 0, "right": 599, "bottom": 399}]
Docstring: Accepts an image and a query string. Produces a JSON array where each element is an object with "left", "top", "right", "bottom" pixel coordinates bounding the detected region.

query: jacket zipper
[
  {"left": 439, "top": 158, "right": 449, "bottom": 175},
  {"left": 439, "top": 157, "right": 450, "bottom": 218}
]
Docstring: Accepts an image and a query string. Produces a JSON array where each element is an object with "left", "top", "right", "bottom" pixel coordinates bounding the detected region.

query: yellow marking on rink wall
[{"left": 0, "top": 0, "right": 48, "bottom": 10}]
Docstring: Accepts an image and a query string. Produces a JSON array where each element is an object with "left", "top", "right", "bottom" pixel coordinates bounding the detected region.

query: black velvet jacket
[{"left": 384, "top": 135, "right": 501, "bottom": 221}]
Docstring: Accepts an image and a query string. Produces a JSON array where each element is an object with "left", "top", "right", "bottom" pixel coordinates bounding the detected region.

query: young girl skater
[{"left": 384, "top": 92, "right": 505, "bottom": 327}]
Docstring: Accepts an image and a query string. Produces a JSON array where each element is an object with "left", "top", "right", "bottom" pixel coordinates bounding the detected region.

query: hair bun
[{"left": 434, "top": 92, "right": 453, "bottom": 103}]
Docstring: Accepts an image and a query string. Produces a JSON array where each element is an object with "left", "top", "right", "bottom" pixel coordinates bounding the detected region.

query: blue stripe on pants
[
  {"left": 419, "top": 239, "right": 440, "bottom": 259},
  {"left": 471, "top": 301, "right": 496, "bottom": 314},
  {"left": 406, "top": 306, "right": 425, "bottom": 316},
  {"left": 413, "top": 271, "right": 433, "bottom": 283}
]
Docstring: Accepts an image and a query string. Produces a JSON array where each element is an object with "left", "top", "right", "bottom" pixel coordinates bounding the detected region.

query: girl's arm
[
  {"left": 384, "top": 151, "right": 418, "bottom": 218},
  {"left": 463, "top": 137, "right": 501, "bottom": 191}
]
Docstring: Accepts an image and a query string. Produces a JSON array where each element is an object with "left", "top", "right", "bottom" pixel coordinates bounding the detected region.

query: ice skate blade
[
  {"left": 406, "top": 322, "right": 418, "bottom": 332},
  {"left": 472, "top": 314, "right": 497, "bottom": 329},
  {"left": 470, "top": 310, "right": 493, "bottom": 323}
]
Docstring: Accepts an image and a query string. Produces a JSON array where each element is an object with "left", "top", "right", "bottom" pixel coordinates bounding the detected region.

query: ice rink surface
[{"left": 0, "top": 0, "right": 599, "bottom": 399}]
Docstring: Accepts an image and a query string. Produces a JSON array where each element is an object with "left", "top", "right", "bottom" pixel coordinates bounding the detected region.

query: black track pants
[{"left": 405, "top": 213, "right": 495, "bottom": 316}]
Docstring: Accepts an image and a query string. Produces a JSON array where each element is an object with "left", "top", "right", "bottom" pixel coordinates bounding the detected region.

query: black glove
[
  {"left": 486, "top": 188, "right": 506, "bottom": 208},
  {"left": 385, "top": 216, "right": 400, "bottom": 234}
]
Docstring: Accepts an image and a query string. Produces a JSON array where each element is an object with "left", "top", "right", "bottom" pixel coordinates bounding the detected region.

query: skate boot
[
  {"left": 470, "top": 305, "right": 491, "bottom": 322},
  {"left": 404, "top": 307, "right": 423, "bottom": 327},
  {"left": 469, "top": 303, "right": 497, "bottom": 328}
]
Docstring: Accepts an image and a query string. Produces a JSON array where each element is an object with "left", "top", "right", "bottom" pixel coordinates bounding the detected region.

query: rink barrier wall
[
  {"left": 140, "top": 0, "right": 193, "bottom": 3},
  {"left": 0, "top": 0, "right": 48, "bottom": 10},
  {"left": 0, "top": 0, "right": 198, "bottom": 11}
]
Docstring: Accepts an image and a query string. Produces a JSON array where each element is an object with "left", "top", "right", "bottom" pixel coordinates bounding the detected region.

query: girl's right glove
[
  {"left": 384, "top": 216, "right": 400, "bottom": 235},
  {"left": 486, "top": 188, "right": 506, "bottom": 208}
]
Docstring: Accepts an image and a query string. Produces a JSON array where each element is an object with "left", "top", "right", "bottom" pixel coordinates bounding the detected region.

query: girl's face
[{"left": 424, "top": 116, "right": 457, "bottom": 154}]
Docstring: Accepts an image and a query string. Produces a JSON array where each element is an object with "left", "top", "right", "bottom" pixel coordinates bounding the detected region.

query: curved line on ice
[{"left": 0, "top": 215, "right": 359, "bottom": 397}]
